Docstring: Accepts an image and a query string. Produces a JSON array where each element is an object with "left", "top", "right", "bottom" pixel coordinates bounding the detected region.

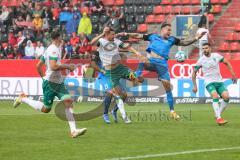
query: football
[{"left": 175, "top": 51, "right": 186, "bottom": 62}]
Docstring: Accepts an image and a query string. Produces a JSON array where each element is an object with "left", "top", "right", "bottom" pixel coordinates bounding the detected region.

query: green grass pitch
[{"left": 0, "top": 101, "right": 240, "bottom": 160}]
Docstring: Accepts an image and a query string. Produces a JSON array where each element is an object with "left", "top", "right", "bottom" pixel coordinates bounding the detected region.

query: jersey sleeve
[
  {"left": 172, "top": 36, "right": 181, "bottom": 46},
  {"left": 143, "top": 34, "right": 154, "bottom": 41},
  {"left": 115, "top": 38, "right": 124, "bottom": 48},
  {"left": 194, "top": 59, "right": 202, "bottom": 72},
  {"left": 213, "top": 53, "right": 224, "bottom": 62}
]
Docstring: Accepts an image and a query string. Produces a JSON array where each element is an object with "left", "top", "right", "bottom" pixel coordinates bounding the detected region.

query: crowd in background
[{"left": 0, "top": 0, "right": 127, "bottom": 59}]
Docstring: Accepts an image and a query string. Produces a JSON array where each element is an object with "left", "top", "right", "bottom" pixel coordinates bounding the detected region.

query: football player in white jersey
[
  {"left": 90, "top": 27, "right": 147, "bottom": 123},
  {"left": 192, "top": 43, "right": 237, "bottom": 125},
  {"left": 14, "top": 31, "right": 87, "bottom": 138}
]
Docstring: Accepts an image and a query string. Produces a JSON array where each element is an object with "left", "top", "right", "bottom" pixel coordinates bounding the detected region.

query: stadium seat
[
  {"left": 145, "top": 6, "right": 154, "bottom": 15},
  {"left": 225, "top": 32, "right": 238, "bottom": 41},
  {"left": 192, "top": 7, "right": 200, "bottom": 14},
  {"left": 182, "top": 0, "right": 191, "bottom": 5},
  {"left": 208, "top": 14, "right": 214, "bottom": 23},
  {"left": 125, "top": 0, "right": 133, "bottom": 5},
  {"left": 171, "top": 0, "right": 181, "bottom": 5},
  {"left": 182, "top": 7, "right": 191, "bottom": 14},
  {"left": 218, "top": 42, "right": 229, "bottom": 51},
  {"left": 152, "top": 0, "right": 162, "bottom": 5},
  {"left": 137, "top": 24, "right": 148, "bottom": 33},
  {"left": 126, "top": 14, "right": 135, "bottom": 23},
  {"left": 136, "top": 15, "right": 146, "bottom": 24},
  {"left": 230, "top": 42, "right": 240, "bottom": 51},
  {"left": 80, "top": 7, "right": 89, "bottom": 14},
  {"left": 211, "top": 0, "right": 220, "bottom": 4},
  {"left": 102, "top": 0, "right": 114, "bottom": 6},
  {"left": 163, "top": 5, "right": 173, "bottom": 14},
  {"left": 127, "top": 23, "right": 137, "bottom": 32},
  {"left": 155, "top": 15, "right": 165, "bottom": 23},
  {"left": 134, "top": 0, "right": 144, "bottom": 5},
  {"left": 145, "top": 15, "right": 155, "bottom": 23},
  {"left": 125, "top": 6, "right": 134, "bottom": 14},
  {"left": 220, "top": 0, "right": 229, "bottom": 4},
  {"left": 211, "top": 5, "right": 222, "bottom": 14},
  {"left": 153, "top": 6, "right": 164, "bottom": 14},
  {"left": 174, "top": 6, "right": 182, "bottom": 14},
  {"left": 224, "top": 53, "right": 232, "bottom": 60},
  {"left": 161, "top": 0, "right": 171, "bottom": 5},
  {"left": 232, "top": 52, "right": 240, "bottom": 59},
  {"left": 234, "top": 23, "right": 240, "bottom": 32},
  {"left": 100, "top": 15, "right": 109, "bottom": 24},
  {"left": 191, "top": 0, "right": 200, "bottom": 5},
  {"left": 91, "top": 15, "right": 99, "bottom": 24},
  {"left": 115, "top": 0, "right": 125, "bottom": 6},
  {"left": 136, "top": 6, "right": 145, "bottom": 14},
  {"left": 143, "top": 0, "right": 153, "bottom": 5}
]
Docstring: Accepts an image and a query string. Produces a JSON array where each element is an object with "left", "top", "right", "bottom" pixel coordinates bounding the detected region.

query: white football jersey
[
  {"left": 195, "top": 53, "right": 224, "bottom": 85},
  {"left": 43, "top": 44, "right": 63, "bottom": 84},
  {"left": 98, "top": 38, "right": 123, "bottom": 66}
]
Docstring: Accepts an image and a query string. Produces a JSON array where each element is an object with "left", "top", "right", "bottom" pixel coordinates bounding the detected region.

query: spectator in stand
[
  {"left": 0, "top": 45, "right": 5, "bottom": 59},
  {"left": 77, "top": 12, "right": 92, "bottom": 35},
  {"left": 59, "top": 6, "right": 73, "bottom": 28},
  {"left": 8, "top": 30, "right": 17, "bottom": 47},
  {"left": 43, "top": 31, "right": 51, "bottom": 46},
  {"left": 0, "top": 6, "right": 10, "bottom": 26},
  {"left": 4, "top": 44, "right": 15, "bottom": 59},
  {"left": 52, "top": 5, "right": 61, "bottom": 26},
  {"left": 91, "top": 0, "right": 105, "bottom": 16},
  {"left": 24, "top": 40, "right": 35, "bottom": 59},
  {"left": 16, "top": 31, "right": 26, "bottom": 48},
  {"left": 70, "top": 32, "right": 80, "bottom": 46},
  {"left": 197, "top": 23, "right": 212, "bottom": 57},
  {"left": 35, "top": 41, "right": 45, "bottom": 59},
  {"left": 32, "top": 3, "right": 43, "bottom": 18},
  {"left": 78, "top": 32, "right": 92, "bottom": 59},
  {"left": 65, "top": 6, "right": 81, "bottom": 34},
  {"left": 32, "top": 14, "right": 43, "bottom": 36},
  {"left": 41, "top": 7, "right": 53, "bottom": 31},
  {"left": 63, "top": 41, "right": 73, "bottom": 59}
]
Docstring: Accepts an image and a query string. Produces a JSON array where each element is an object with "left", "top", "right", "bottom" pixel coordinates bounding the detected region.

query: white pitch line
[{"left": 105, "top": 146, "right": 240, "bottom": 160}]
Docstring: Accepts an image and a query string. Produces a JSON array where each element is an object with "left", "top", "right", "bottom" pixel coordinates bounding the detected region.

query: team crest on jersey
[{"left": 103, "top": 42, "right": 117, "bottom": 51}]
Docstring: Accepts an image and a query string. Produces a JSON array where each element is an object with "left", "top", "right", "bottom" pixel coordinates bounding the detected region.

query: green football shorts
[
  {"left": 206, "top": 82, "right": 228, "bottom": 96},
  {"left": 42, "top": 80, "right": 71, "bottom": 109}
]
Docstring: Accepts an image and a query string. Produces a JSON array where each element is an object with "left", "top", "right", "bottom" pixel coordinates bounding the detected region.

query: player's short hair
[
  {"left": 161, "top": 23, "right": 171, "bottom": 29},
  {"left": 51, "top": 31, "right": 61, "bottom": 40},
  {"left": 202, "top": 42, "right": 210, "bottom": 47}
]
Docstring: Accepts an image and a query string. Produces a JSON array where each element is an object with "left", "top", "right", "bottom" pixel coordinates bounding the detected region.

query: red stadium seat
[
  {"left": 115, "top": 0, "right": 125, "bottom": 6},
  {"left": 224, "top": 53, "right": 232, "bottom": 60},
  {"left": 191, "top": 0, "right": 200, "bottom": 5},
  {"left": 211, "top": 5, "right": 222, "bottom": 14},
  {"left": 182, "top": 0, "right": 191, "bottom": 5},
  {"left": 80, "top": 7, "right": 89, "bottom": 14},
  {"left": 225, "top": 32, "right": 238, "bottom": 41},
  {"left": 220, "top": 0, "right": 229, "bottom": 4},
  {"left": 163, "top": 5, "right": 173, "bottom": 14},
  {"left": 155, "top": 15, "right": 165, "bottom": 23},
  {"left": 182, "top": 7, "right": 191, "bottom": 14},
  {"left": 145, "top": 15, "right": 155, "bottom": 23},
  {"left": 161, "top": 0, "right": 171, "bottom": 5},
  {"left": 137, "top": 24, "right": 148, "bottom": 33},
  {"left": 102, "top": 0, "right": 114, "bottom": 6},
  {"left": 171, "top": 0, "right": 181, "bottom": 5},
  {"left": 234, "top": 23, "right": 240, "bottom": 32},
  {"left": 192, "top": 7, "right": 200, "bottom": 14},
  {"left": 230, "top": 42, "right": 240, "bottom": 51},
  {"left": 174, "top": 7, "right": 182, "bottom": 14},
  {"left": 232, "top": 52, "right": 240, "bottom": 60},
  {"left": 218, "top": 42, "right": 229, "bottom": 51},
  {"left": 153, "top": 6, "right": 164, "bottom": 14},
  {"left": 211, "top": 0, "right": 220, "bottom": 4},
  {"left": 208, "top": 14, "right": 214, "bottom": 22}
]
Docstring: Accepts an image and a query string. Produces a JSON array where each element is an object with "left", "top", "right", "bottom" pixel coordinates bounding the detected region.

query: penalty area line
[{"left": 105, "top": 146, "right": 240, "bottom": 160}]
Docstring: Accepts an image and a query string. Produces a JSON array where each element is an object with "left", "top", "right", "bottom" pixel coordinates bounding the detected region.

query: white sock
[
  {"left": 22, "top": 97, "right": 43, "bottom": 111},
  {"left": 65, "top": 107, "right": 77, "bottom": 133},
  {"left": 116, "top": 99, "right": 127, "bottom": 119},
  {"left": 220, "top": 100, "right": 228, "bottom": 114},
  {"left": 212, "top": 100, "right": 221, "bottom": 119}
]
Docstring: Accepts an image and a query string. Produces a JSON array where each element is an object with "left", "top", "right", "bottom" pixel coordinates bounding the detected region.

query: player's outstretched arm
[
  {"left": 223, "top": 58, "right": 237, "bottom": 83},
  {"left": 116, "top": 32, "right": 144, "bottom": 39},
  {"left": 90, "top": 27, "right": 110, "bottom": 45},
  {"left": 127, "top": 46, "right": 148, "bottom": 62},
  {"left": 178, "top": 32, "right": 207, "bottom": 46},
  {"left": 49, "top": 60, "right": 75, "bottom": 72}
]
